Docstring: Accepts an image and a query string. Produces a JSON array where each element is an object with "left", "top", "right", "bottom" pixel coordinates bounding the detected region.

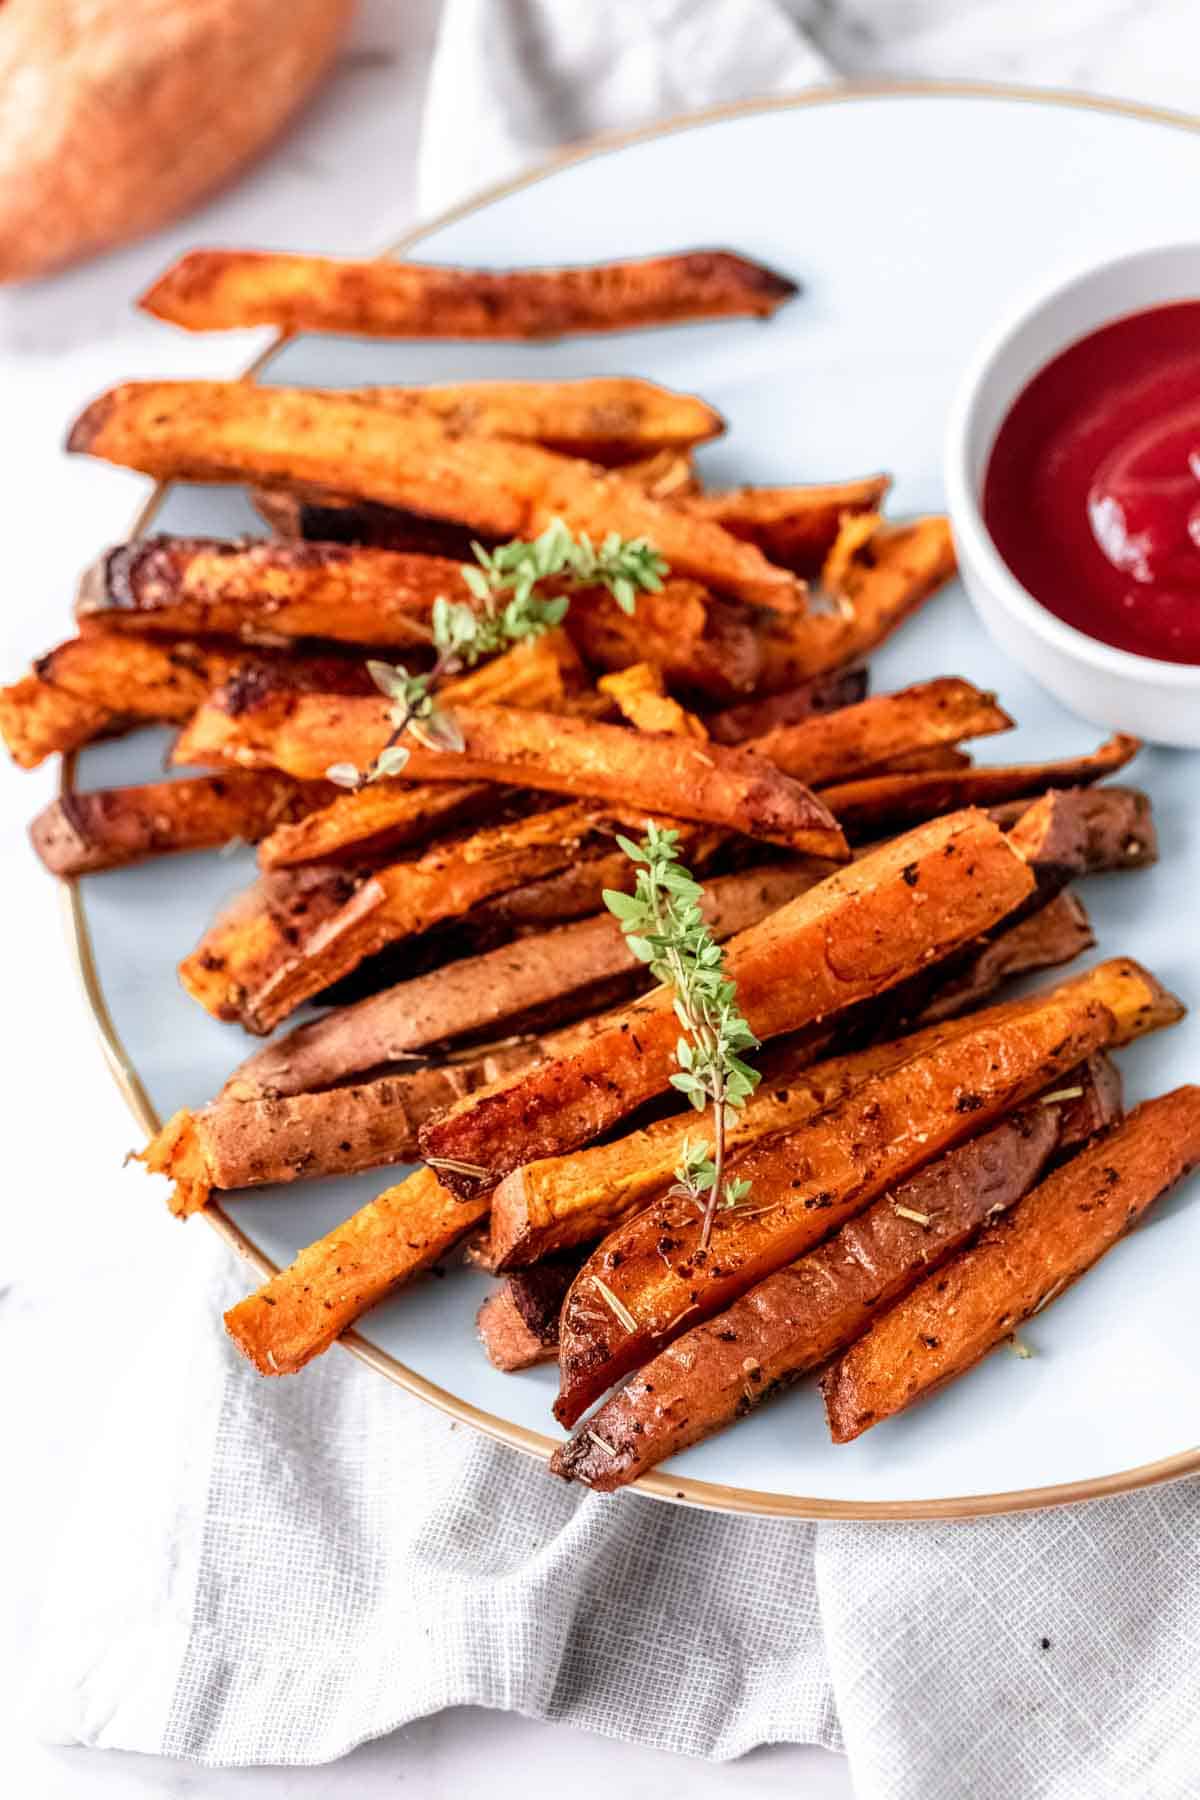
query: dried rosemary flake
[
  {"left": 1039, "top": 1086, "right": 1084, "bottom": 1105},
  {"left": 894, "top": 1205, "right": 932, "bottom": 1228},
  {"left": 586, "top": 1430, "right": 619, "bottom": 1459},
  {"left": 425, "top": 1155, "right": 491, "bottom": 1180},
  {"left": 593, "top": 1276, "right": 638, "bottom": 1335},
  {"left": 1031, "top": 1278, "right": 1067, "bottom": 1315},
  {"left": 1006, "top": 1334, "right": 1035, "bottom": 1359}
]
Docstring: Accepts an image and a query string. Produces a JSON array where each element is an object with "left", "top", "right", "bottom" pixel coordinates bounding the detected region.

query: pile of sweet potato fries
[{"left": 7, "top": 243, "right": 1199, "bottom": 1492}]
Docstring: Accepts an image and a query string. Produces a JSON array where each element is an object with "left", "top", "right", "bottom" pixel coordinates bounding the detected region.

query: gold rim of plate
[{"left": 61, "top": 79, "right": 1200, "bottom": 1520}]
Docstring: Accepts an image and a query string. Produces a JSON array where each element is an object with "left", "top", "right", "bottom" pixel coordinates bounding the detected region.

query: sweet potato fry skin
[
  {"left": 750, "top": 677, "right": 1012, "bottom": 786},
  {"left": 226, "top": 863, "right": 820, "bottom": 1101},
  {"left": 684, "top": 475, "right": 891, "bottom": 574},
  {"left": 553, "top": 959, "right": 1181, "bottom": 1424},
  {"left": 706, "top": 669, "right": 869, "bottom": 743},
  {"left": 478, "top": 1256, "right": 585, "bottom": 1372},
  {"left": 420, "top": 811, "right": 1036, "bottom": 1200},
  {"left": 141, "top": 1042, "right": 536, "bottom": 1216},
  {"left": 1006, "top": 785, "right": 1158, "bottom": 878},
  {"left": 68, "top": 382, "right": 805, "bottom": 607},
  {"left": 30, "top": 771, "right": 330, "bottom": 876},
  {"left": 824, "top": 736, "right": 1141, "bottom": 835},
  {"left": 553, "top": 1058, "right": 1122, "bottom": 1486},
  {"left": 176, "top": 696, "right": 847, "bottom": 857},
  {"left": 822, "top": 1086, "right": 1200, "bottom": 1443},
  {"left": 252, "top": 486, "right": 482, "bottom": 559},
  {"left": 224, "top": 1167, "right": 490, "bottom": 1376},
  {"left": 140, "top": 247, "right": 799, "bottom": 338}
]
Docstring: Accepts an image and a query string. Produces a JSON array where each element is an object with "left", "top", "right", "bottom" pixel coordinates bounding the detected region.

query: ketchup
[{"left": 983, "top": 300, "right": 1200, "bottom": 664}]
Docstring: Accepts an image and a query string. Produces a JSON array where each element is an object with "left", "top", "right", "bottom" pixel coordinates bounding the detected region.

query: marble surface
[{"left": 3, "top": 1, "right": 1197, "bottom": 1794}]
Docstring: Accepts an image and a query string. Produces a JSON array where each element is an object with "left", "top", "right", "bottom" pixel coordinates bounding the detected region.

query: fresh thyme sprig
[
  {"left": 326, "top": 519, "right": 667, "bottom": 790},
  {"left": 603, "top": 824, "right": 761, "bottom": 1250}
]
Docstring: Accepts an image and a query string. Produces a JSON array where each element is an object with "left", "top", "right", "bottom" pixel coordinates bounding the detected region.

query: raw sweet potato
[
  {"left": 224, "top": 1166, "right": 491, "bottom": 1376},
  {"left": 420, "top": 810, "right": 1036, "bottom": 1199},
  {"left": 553, "top": 1057, "right": 1122, "bottom": 1486},
  {"left": 683, "top": 475, "right": 891, "bottom": 574},
  {"left": 822, "top": 1086, "right": 1200, "bottom": 1442},
  {"left": 30, "top": 770, "right": 330, "bottom": 877},
  {"left": 141, "top": 1041, "right": 536, "bottom": 1217},
  {"left": 553, "top": 959, "right": 1182, "bottom": 1423},
  {"left": 68, "top": 382, "right": 806, "bottom": 608},
  {"left": 225, "top": 863, "right": 835, "bottom": 1102},
  {"left": 477, "top": 1255, "right": 587, "bottom": 1373},
  {"left": 140, "top": 247, "right": 798, "bottom": 338},
  {"left": 174, "top": 695, "right": 847, "bottom": 857},
  {"left": 823, "top": 735, "right": 1141, "bottom": 835},
  {"left": 749, "top": 677, "right": 1012, "bottom": 785}
]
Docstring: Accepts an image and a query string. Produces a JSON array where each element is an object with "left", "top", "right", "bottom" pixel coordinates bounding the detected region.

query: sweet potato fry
[
  {"left": 753, "top": 514, "right": 958, "bottom": 683},
  {"left": 553, "top": 958, "right": 1182, "bottom": 1423},
  {"left": 566, "top": 583, "right": 767, "bottom": 700},
  {"left": 0, "top": 673, "right": 118, "bottom": 769},
  {"left": 68, "top": 382, "right": 806, "bottom": 608},
  {"left": 256, "top": 781, "right": 496, "bottom": 870},
  {"left": 596, "top": 662, "right": 708, "bottom": 738},
  {"left": 705, "top": 669, "right": 870, "bottom": 743},
  {"left": 252, "top": 486, "right": 482, "bottom": 559},
  {"left": 224, "top": 1166, "right": 491, "bottom": 1376},
  {"left": 141, "top": 1042, "right": 536, "bottom": 1217},
  {"left": 175, "top": 694, "right": 847, "bottom": 857},
  {"left": 615, "top": 449, "right": 700, "bottom": 498},
  {"left": 140, "top": 247, "right": 798, "bottom": 338},
  {"left": 30, "top": 770, "right": 331, "bottom": 877},
  {"left": 420, "top": 810, "right": 1036, "bottom": 1199},
  {"left": 822, "top": 1086, "right": 1200, "bottom": 1442},
  {"left": 226, "top": 863, "right": 827, "bottom": 1102},
  {"left": 823, "top": 735, "right": 1141, "bottom": 835},
  {"left": 478, "top": 1255, "right": 586, "bottom": 1372},
  {"left": 553, "top": 1058, "right": 1122, "bottom": 1485},
  {"left": 749, "top": 677, "right": 1011, "bottom": 785},
  {"left": 683, "top": 475, "right": 891, "bottom": 574},
  {"left": 1005, "top": 785, "right": 1158, "bottom": 878}
]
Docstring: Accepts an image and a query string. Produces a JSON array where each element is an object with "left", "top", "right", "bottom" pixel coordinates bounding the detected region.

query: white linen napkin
[{"left": 25, "top": 4, "right": 1200, "bottom": 1795}]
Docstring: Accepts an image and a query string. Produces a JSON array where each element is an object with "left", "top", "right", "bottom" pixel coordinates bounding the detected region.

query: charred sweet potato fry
[
  {"left": 553, "top": 958, "right": 1182, "bottom": 1423},
  {"left": 30, "top": 770, "right": 331, "bottom": 877},
  {"left": 683, "top": 475, "right": 891, "bottom": 574},
  {"left": 176, "top": 693, "right": 847, "bottom": 857},
  {"left": 749, "top": 677, "right": 1011, "bottom": 786},
  {"left": 140, "top": 247, "right": 798, "bottom": 338},
  {"left": 706, "top": 669, "right": 869, "bottom": 743},
  {"left": 822, "top": 1086, "right": 1200, "bottom": 1442},
  {"left": 224, "top": 1166, "right": 491, "bottom": 1376},
  {"left": 252, "top": 486, "right": 482, "bottom": 559},
  {"left": 225, "top": 863, "right": 833, "bottom": 1102},
  {"left": 553, "top": 1057, "right": 1123, "bottom": 1485},
  {"left": 823, "top": 735, "right": 1141, "bottom": 835},
  {"left": 478, "top": 1255, "right": 587, "bottom": 1372},
  {"left": 141, "top": 1041, "right": 536, "bottom": 1217},
  {"left": 68, "top": 382, "right": 806, "bottom": 608},
  {"left": 420, "top": 810, "right": 1035, "bottom": 1199}
]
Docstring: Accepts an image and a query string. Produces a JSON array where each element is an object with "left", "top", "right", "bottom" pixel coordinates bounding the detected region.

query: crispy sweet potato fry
[
  {"left": 175, "top": 694, "right": 847, "bottom": 857},
  {"left": 478, "top": 1255, "right": 587, "bottom": 1372},
  {"left": 68, "top": 382, "right": 806, "bottom": 608},
  {"left": 140, "top": 247, "right": 798, "bottom": 338},
  {"left": 616, "top": 449, "right": 700, "bottom": 498},
  {"left": 30, "top": 770, "right": 331, "bottom": 877},
  {"left": 553, "top": 1058, "right": 1122, "bottom": 1485},
  {"left": 706, "top": 669, "right": 870, "bottom": 743},
  {"left": 420, "top": 810, "right": 1035, "bottom": 1199},
  {"left": 0, "top": 673, "right": 117, "bottom": 769},
  {"left": 141, "top": 1042, "right": 536, "bottom": 1217},
  {"left": 224, "top": 1166, "right": 491, "bottom": 1376},
  {"left": 257, "top": 781, "right": 497, "bottom": 870},
  {"left": 356, "top": 378, "right": 724, "bottom": 459},
  {"left": 823, "top": 735, "right": 1141, "bottom": 835},
  {"left": 488, "top": 891, "right": 1095, "bottom": 1270},
  {"left": 753, "top": 514, "right": 958, "bottom": 684},
  {"left": 226, "top": 863, "right": 827, "bottom": 1101},
  {"left": 750, "top": 677, "right": 1011, "bottom": 785},
  {"left": 822, "top": 1086, "right": 1200, "bottom": 1442},
  {"left": 683, "top": 475, "right": 891, "bottom": 574},
  {"left": 553, "top": 958, "right": 1181, "bottom": 1423},
  {"left": 252, "top": 486, "right": 482, "bottom": 559},
  {"left": 1004, "top": 785, "right": 1158, "bottom": 877},
  {"left": 596, "top": 662, "right": 708, "bottom": 738},
  {"left": 566, "top": 583, "right": 768, "bottom": 700}
]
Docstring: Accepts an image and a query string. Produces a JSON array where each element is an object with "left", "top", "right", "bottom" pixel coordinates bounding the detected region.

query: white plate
[{"left": 70, "top": 85, "right": 1200, "bottom": 1517}]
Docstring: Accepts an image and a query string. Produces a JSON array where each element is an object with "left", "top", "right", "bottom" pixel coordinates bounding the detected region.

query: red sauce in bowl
[{"left": 983, "top": 300, "right": 1200, "bottom": 665}]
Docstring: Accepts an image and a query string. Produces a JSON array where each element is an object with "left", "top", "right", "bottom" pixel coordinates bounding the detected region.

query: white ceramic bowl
[{"left": 944, "top": 242, "right": 1200, "bottom": 748}]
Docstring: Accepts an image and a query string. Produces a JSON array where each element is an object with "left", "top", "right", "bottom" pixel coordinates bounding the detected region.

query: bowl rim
[{"left": 944, "top": 238, "right": 1200, "bottom": 692}]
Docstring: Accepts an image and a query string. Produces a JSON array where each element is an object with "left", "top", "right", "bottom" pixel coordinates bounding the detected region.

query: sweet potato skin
[
  {"left": 224, "top": 1167, "right": 490, "bottom": 1375},
  {"left": 706, "top": 669, "right": 869, "bottom": 744},
  {"left": 176, "top": 696, "right": 847, "bottom": 857},
  {"left": 226, "top": 862, "right": 820, "bottom": 1101},
  {"left": 68, "top": 382, "right": 805, "bottom": 607},
  {"left": 823, "top": 736, "right": 1141, "bottom": 835},
  {"left": 553, "top": 959, "right": 1181, "bottom": 1424},
  {"left": 420, "top": 811, "right": 1035, "bottom": 1199},
  {"left": 822, "top": 1086, "right": 1200, "bottom": 1442},
  {"left": 30, "top": 771, "right": 330, "bottom": 876},
  {"left": 477, "top": 1256, "right": 584, "bottom": 1372},
  {"left": 140, "top": 247, "right": 799, "bottom": 338},
  {"left": 552, "top": 1059, "right": 1121, "bottom": 1488}
]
